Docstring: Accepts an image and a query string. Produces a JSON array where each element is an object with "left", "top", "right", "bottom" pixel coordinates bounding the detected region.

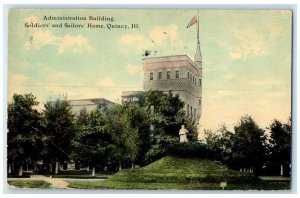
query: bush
[{"left": 166, "top": 142, "right": 215, "bottom": 159}]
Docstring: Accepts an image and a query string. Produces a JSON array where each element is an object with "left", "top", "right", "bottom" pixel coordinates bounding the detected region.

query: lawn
[
  {"left": 67, "top": 156, "right": 291, "bottom": 190},
  {"left": 8, "top": 180, "right": 51, "bottom": 189}
]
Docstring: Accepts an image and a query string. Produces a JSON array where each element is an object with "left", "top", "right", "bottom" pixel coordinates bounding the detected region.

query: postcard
[{"left": 7, "top": 9, "right": 292, "bottom": 191}]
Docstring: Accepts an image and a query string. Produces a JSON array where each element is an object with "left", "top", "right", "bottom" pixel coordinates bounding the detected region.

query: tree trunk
[
  {"left": 92, "top": 166, "right": 95, "bottom": 177},
  {"left": 8, "top": 163, "right": 12, "bottom": 174},
  {"left": 87, "top": 166, "right": 89, "bottom": 171},
  {"left": 26, "top": 162, "right": 29, "bottom": 171},
  {"left": 55, "top": 161, "right": 59, "bottom": 174},
  {"left": 131, "top": 162, "right": 134, "bottom": 169},
  {"left": 280, "top": 164, "right": 283, "bottom": 176},
  {"left": 49, "top": 163, "right": 53, "bottom": 172},
  {"left": 18, "top": 165, "right": 23, "bottom": 177},
  {"left": 118, "top": 162, "right": 122, "bottom": 171}
]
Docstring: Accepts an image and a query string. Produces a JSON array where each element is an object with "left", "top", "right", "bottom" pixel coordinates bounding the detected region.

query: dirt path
[{"left": 8, "top": 175, "right": 71, "bottom": 189}]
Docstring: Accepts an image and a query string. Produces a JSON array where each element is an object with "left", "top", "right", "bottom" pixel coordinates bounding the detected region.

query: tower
[{"left": 143, "top": 16, "right": 203, "bottom": 124}]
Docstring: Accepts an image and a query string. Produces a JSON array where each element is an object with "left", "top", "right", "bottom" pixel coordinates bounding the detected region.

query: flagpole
[{"left": 197, "top": 12, "right": 200, "bottom": 44}]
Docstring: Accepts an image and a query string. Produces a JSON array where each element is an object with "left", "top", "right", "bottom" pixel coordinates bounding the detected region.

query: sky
[{"left": 7, "top": 9, "right": 292, "bottom": 134}]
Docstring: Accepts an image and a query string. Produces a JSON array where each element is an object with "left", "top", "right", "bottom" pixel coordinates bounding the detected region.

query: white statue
[{"left": 179, "top": 125, "right": 188, "bottom": 142}]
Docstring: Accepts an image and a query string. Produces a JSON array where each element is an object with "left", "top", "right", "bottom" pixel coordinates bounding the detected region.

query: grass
[
  {"left": 67, "top": 156, "right": 290, "bottom": 190},
  {"left": 8, "top": 180, "right": 51, "bottom": 189}
]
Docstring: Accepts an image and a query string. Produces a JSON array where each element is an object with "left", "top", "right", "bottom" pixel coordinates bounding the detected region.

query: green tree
[
  {"left": 229, "top": 115, "right": 267, "bottom": 174},
  {"left": 144, "top": 90, "right": 198, "bottom": 162},
  {"left": 7, "top": 93, "right": 43, "bottom": 176},
  {"left": 108, "top": 104, "right": 139, "bottom": 170},
  {"left": 203, "top": 125, "right": 233, "bottom": 162},
  {"left": 73, "top": 109, "right": 113, "bottom": 176},
  {"left": 43, "top": 96, "right": 75, "bottom": 174},
  {"left": 122, "top": 104, "right": 151, "bottom": 166},
  {"left": 268, "top": 117, "right": 291, "bottom": 176}
]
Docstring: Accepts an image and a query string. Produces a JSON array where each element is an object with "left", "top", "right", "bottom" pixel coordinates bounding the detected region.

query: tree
[
  {"left": 144, "top": 90, "right": 198, "bottom": 162},
  {"left": 268, "top": 117, "right": 291, "bottom": 176},
  {"left": 108, "top": 104, "right": 139, "bottom": 170},
  {"left": 203, "top": 125, "right": 233, "bottom": 162},
  {"left": 43, "top": 96, "right": 75, "bottom": 174},
  {"left": 122, "top": 104, "right": 151, "bottom": 166},
  {"left": 229, "top": 115, "right": 267, "bottom": 174},
  {"left": 7, "top": 93, "right": 43, "bottom": 176},
  {"left": 73, "top": 109, "right": 113, "bottom": 176}
]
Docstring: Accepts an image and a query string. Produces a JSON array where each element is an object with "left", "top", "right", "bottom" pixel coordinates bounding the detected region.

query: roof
[{"left": 143, "top": 55, "right": 197, "bottom": 68}]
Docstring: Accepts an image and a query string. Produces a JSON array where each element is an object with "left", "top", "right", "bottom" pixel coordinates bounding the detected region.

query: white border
[{"left": 1, "top": 1, "right": 299, "bottom": 198}]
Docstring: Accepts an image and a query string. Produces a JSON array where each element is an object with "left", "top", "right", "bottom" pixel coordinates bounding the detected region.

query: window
[
  {"left": 199, "top": 79, "right": 202, "bottom": 86},
  {"left": 176, "top": 70, "right": 179, "bottom": 78},
  {"left": 194, "top": 78, "right": 196, "bottom": 85},
  {"left": 193, "top": 76, "right": 194, "bottom": 83},
  {"left": 158, "top": 72, "right": 162, "bottom": 80},
  {"left": 187, "top": 104, "right": 189, "bottom": 116},
  {"left": 150, "top": 72, "right": 153, "bottom": 80},
  {"left": 194, "top": 109, "right": 196, "bottom": 119},
  {"left": 167, "top": 71, "right": 171, "bottom": 79},
  {"left": 188, "top": 72, "right": 189, "bottom": 79},
  {"left": 190, "top": 106, "right": 193, "bottom": 117},
  {"left": 199, "top": 99, "right": 201, "bottom": 105}
]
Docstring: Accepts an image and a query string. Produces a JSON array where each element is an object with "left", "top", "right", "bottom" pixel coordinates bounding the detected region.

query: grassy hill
[
  {"left": 68, "top": 156, "right": 290, "bottom": 190},
  {"left": 109, "top": 156, "right": 258, "bottom": 184}
]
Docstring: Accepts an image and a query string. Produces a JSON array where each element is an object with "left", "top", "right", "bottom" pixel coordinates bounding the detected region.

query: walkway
[{"left": 8, "top": 175, "right": 71, "bottom": 189}]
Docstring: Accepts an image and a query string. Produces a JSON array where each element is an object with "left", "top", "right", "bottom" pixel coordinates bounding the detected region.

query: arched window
[
  {"left": 167, "top": 71, "right": 171, "bottom": 79},
  {"left": 150, "top": 72, "right": 153, "bottom": 80},
  {"left": 158, "top": 72, "right": 162, "bottom": 79},
  {"left": 176, "top": 70, "right": 179, "bottom": 78}
]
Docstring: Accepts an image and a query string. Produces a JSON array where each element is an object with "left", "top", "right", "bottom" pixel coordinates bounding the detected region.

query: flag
[{"left": 186, "top": 16, "right": 197, "bottom": 28}]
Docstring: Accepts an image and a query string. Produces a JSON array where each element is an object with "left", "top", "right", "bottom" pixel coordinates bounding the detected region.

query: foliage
[
  {"left": 267, "top": 118, "right": 291, "bottom": 176},
  {"left": 7, "top": 93, "right": 44, "bottom": 174},
  {"left": 166, "top": 142, "right": 213, "bottom": 159},
  {"left": 203, "top": 125, "right": 233, "bottom": 162},
  {"left": 73, "top": 108, "right": 113, "bottom": 170},
  {"left": 108, "top": 104, "right": 140, "bottom": 168},
  {"left": 229, "top": 115, "right": 267, "bottom": 174},
  {"left": 144, "top": 90, "right": 199, "bottom": 162},
  {"left": 43, "top": 96, "right": 75, "bottom": 164},
  {"left": 8, "top": 180, "right": 51, "bottom": 189}
]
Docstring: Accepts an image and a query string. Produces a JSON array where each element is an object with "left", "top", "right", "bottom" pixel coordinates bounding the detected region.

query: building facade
[
  {"left": 69, "top": 98, "right": 115, "bottom": 116},
  {"left": 143, "top": 52, "right": 202, "bottom": 124}
]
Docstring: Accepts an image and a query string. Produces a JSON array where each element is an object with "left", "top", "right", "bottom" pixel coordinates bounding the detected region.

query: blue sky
[{"left": 8, "top": 9, "right": 292, "bottom": 132}]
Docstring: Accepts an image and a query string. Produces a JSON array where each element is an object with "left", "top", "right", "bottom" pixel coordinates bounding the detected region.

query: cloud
[
  {"left": 126, "top": 64, "right": 143, "bottom": 76},
  {"left": 149, "top": 24, "right": 178, "bottom": 45},
  {"left": 24, "top": 31, "right": 93, "bottom": 54},
  {"left": 23, "top": 16, "right": 93, "bottom": 54},
  {"left": 98, "top": 77, "right": 115, "bottom": 88},
  {"left": 118, "top": 34, "right": 152, "bottom": 53},
  {"left": 117, "top": 24, "right": 179, "bottom": 53},
  {"left": 226, "top": 27, "right": 269, "bottom": 60}
]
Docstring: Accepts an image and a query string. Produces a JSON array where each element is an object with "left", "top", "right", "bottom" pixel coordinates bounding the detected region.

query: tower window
[
  {"left": 176, "top": 70, "right": 179, "bottom": 78},
  {"left": 199, "top": 99, "right": 201, "bottom": 105},
  {"left": 150, "top": 72, "right": 153, "bottom": 80},
  {"left": 167, "top": 71, "right": 171, "bottom": 79},
  {"left": 199, "top": 79, "right": 202, "bottom": 86},
  {"left": 193, "top": 76, "right": 194, "bottom": 83},
  {"left": 187, "top": 104, "right": 189, "bottom": 116},
  {"left": 158, "top": 72, "right": 162, "bottom": 80},
  {"left": 188, "top": 72, "right": 189, "bottom": 79},
  {"left": 190, "top": 106, "right": 193, "bottom": 117},
  {"left": 194, "top": 78, "right": 196, "bottom": 85}
]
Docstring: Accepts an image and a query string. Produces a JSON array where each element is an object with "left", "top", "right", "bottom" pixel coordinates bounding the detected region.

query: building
[
  {"left": 143, "top": 49, "right": 202, "bottom": 123},
  {"left": 69, "top": 98, "right": 115, "bottom": 116},
  {"left": 121, "top": 91, "right": 145, "bottom": 106},
  {"left": 121, "top": 40, "right": 203, "bottom": 124}
]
